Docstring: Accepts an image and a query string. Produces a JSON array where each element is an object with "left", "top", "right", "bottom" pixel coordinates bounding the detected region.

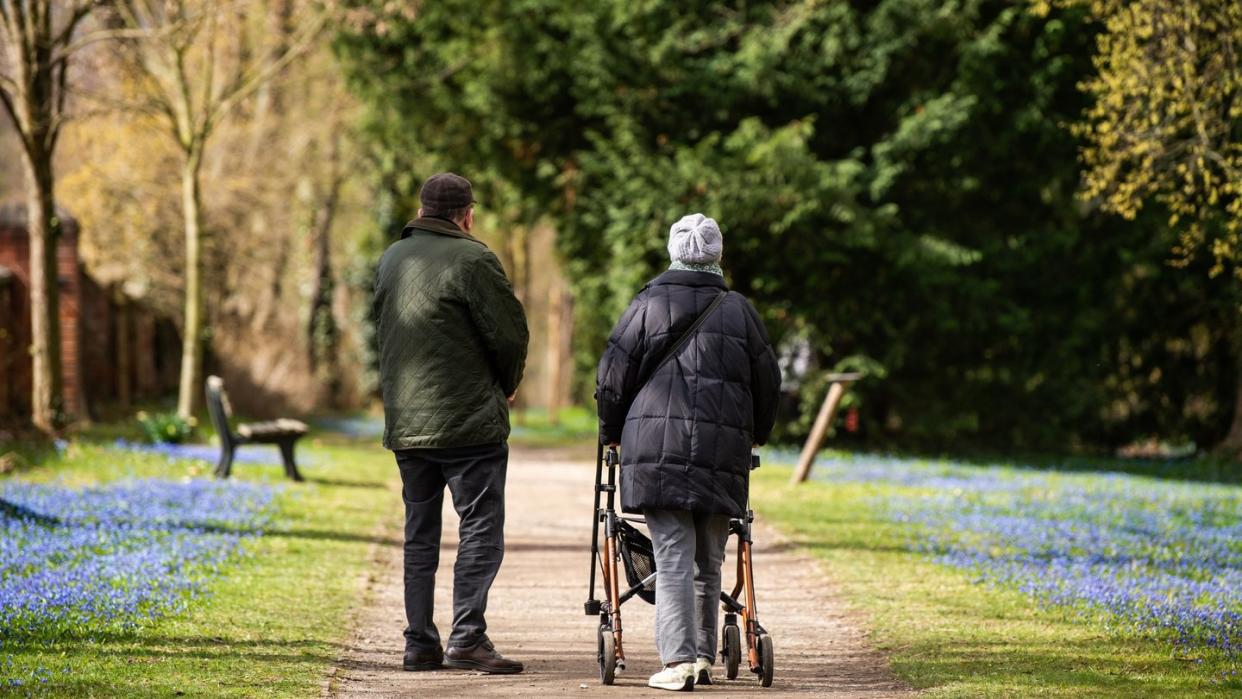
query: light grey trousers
[{"left": 643, "top": 508, "right": 732, "bottom": 666}]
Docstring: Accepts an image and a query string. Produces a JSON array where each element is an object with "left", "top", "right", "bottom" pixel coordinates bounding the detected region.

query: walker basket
[{"left": 616, "top": 520, "right": 657, "bottom": 605}]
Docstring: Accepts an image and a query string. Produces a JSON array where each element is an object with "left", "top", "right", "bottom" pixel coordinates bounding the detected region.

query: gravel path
[{"left": 324, "top": 447, "right": 912, "bottom": 698}]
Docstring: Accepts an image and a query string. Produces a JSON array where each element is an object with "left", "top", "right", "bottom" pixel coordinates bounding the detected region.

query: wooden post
[{"left": 791, "top": 372, "right": 861, "bottom": 484}]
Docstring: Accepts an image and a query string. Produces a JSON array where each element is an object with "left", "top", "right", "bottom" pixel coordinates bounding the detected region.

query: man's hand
[{"left": 507, "top": 392, "right": 517, "bottom": 406}]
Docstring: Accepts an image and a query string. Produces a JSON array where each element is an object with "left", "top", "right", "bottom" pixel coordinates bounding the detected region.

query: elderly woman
[{"left": 596, "top": 214, "right": 781, "bottom": 691}]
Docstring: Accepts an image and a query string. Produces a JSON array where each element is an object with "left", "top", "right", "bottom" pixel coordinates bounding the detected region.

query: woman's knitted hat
[{"left": 667, "top": 213, "right": 723, "bottom": 265}]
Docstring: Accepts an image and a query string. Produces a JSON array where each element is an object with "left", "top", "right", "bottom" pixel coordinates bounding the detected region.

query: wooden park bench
[{"left": 205, "top": 375, "right": 308, "bottom": 481}]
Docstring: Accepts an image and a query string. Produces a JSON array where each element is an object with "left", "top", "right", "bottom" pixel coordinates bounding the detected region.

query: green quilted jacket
[{"left": 374, "top": 217, "right": 529, "bottom": 449}]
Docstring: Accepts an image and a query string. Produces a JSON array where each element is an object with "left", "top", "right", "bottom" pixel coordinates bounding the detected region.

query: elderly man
[{"left": 373, "top": 172, "right": 529, "bottom": 675}]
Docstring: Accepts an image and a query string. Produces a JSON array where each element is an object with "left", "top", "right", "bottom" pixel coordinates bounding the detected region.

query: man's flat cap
[{"left": 419, "top": 172, "right": 476, "bottom": 211}]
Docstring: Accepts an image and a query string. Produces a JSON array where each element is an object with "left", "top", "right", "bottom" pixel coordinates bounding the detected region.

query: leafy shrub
[{"left": 136, "top": 411, "right": 197, "bottom": 445}]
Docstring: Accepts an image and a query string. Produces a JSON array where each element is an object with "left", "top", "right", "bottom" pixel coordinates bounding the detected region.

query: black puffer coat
[{"left": 596, "top": 270, "right": 781, "bottom": 516}]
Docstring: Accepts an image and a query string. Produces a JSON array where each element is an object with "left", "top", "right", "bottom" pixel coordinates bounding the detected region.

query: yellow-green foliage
[{"left": 1038, "top": 0, "right": 1242, "bottom": 277}]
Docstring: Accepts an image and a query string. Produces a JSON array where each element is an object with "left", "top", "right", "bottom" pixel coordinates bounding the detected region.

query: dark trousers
[{"left": 396, "top": 442, "right": 508, "bottom": 652}]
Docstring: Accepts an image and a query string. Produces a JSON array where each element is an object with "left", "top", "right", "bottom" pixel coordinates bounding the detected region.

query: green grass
[
  {"left": 1, "top": 432, "right": 400, "bottom": 697},
  {"left": 750, "top": 462, "right": 1236, "bottom": 698},
  {"left": 0, "top": 405, "right": 591, "bottom": 697},
  {"left": 7, "top": 411, "right": 1235, "bottom": 697},
  {"left": 508, "top": 406, "right": 597, "bottom": 448}
]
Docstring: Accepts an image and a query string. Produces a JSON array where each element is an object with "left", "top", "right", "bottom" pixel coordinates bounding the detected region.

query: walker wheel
[
  {"left": 722, "top": 624, "right": 741, "bottom": 680},
  {"left": 756, "top": 633, "right": 774, "bottom": 687},
  {"left": 598, "top": 625, "right": 616, "bottom": 685}
]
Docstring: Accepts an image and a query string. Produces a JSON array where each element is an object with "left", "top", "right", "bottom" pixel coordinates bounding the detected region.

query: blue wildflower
[
  {"left": 0, "top": 478, "right": 276, "bottom": 686},
  {"left": 805, "top": 453, "right": 1242, "bottom": 666}
]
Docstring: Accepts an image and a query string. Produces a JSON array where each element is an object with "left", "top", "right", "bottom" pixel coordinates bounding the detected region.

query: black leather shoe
[
  {"left": 444, "top": 639, "right": 524, "bottom": 674},
  {"left": 403, "top": 646, "right": 444, "bottom": 671}
]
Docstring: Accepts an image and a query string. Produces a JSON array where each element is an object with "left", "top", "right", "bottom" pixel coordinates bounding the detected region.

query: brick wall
[
  {"left": 0, "top": 273, "right": 16, "bottom": 420},
  {"left": 57, "top": 225, "right": 85, "bottom": 417},
  {"left": 0, "top": 222, "right": 36, "bottom": 423},
  {"left": 0, "top": 219, "right": 84, "bottom": 419},
  {"left": 0, "top": 206, "right": 177, "bottom": 423}
]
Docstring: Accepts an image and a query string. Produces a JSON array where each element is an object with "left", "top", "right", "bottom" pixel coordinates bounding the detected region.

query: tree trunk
[
  {"left": 176, "top": 151, "right": 206, "bottom": 418},
  {"left": 22, "top": 149, "right": 64, "bottom": 433},
  {"left": 114, "top": 289, "right": 131, "bottom": 408},
  {"left": 134, "top": 310, "right": 158, "bottom": 396},
  {"left": 505, "top": 227, "right": 530, "bottom": 420},
  {"left": 1218, "top": 364, "right": 1242, "bottom": 458},
  {"left": 1213, "top": 301, "right": 1242, "bottom": 458},
  {"left": 307, "top": 160, "right": 342, "bottom": 379},
  {"left": 545, "top": 278, "right": 570, "bottom": 426},
  {"left": 246, "top": 0, "right": 292, "bottom": 160},
  {"left": 545, "top": 278, "right": 561, "bottom": 424},
  {"left": 1220, "top": 391, "right": 1242, "bottom": 456}
]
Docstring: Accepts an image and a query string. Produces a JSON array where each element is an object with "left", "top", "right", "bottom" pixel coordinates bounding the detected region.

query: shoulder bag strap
[{"left": 635, "top": 290, "right": 730, "bottom": 396}]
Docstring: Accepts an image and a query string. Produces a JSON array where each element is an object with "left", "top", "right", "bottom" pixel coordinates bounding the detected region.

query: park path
[{"left": 323, "top": 447, "right": 912, "bottom": 698}]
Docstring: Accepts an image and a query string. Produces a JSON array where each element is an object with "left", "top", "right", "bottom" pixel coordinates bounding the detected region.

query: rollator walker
[{"left": 584, "top": 443, "right": 775, "bottom": 687}]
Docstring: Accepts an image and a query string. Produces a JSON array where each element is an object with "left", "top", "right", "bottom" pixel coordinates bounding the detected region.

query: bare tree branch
[
  {"left": 208, "top": 6, "right": 327, "bottom": 127},
  {"left": 51, "top": 0, "right": 101, "bottom": 50},
  {"left": 196, "top": 5, "right": 217, "bottom": 139},
  {"left": 0, "top": 79, "right": 18, "bottom": 128},
  {"left": 171, "top": 44, "right": 196, "bottom": 150},
  {"left": 10, "top": 1, "right": 32, "bottom": 79},
  {"left": 56, "top": 26, "right": 166, "bottom": 60},
  {"left": 0, "top": 90, "right": 37, "bottom": 167},
  {"left": 47, "top": 48, "right": 70, "bottom": 152},
  {"left": 0, "top": 0, "right": 13, "bottom": 36}
]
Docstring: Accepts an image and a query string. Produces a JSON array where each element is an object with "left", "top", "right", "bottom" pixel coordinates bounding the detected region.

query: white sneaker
[
  {"left": 694, "top": 657, "right": 713, "bottom": 685},
  {"left": 648, "top": 662, "right": 695, "bottom": 691}
]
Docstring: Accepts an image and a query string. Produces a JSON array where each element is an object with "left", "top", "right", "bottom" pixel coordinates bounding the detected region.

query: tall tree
[
  {"left": 1054, "top": 0, "right": 1242, "bottom": 453},
  {"left": 0, "top": 0, "right": 101, "bottom": 431},
  {"left": 109, "top": 0, "right": 325, "bottom": 417},
  {"left": 306, "top": 129, "right": 345, "bottom": 381},
  {"left": 341, "top": 0, "right": 1232, "bottom": 452}
]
